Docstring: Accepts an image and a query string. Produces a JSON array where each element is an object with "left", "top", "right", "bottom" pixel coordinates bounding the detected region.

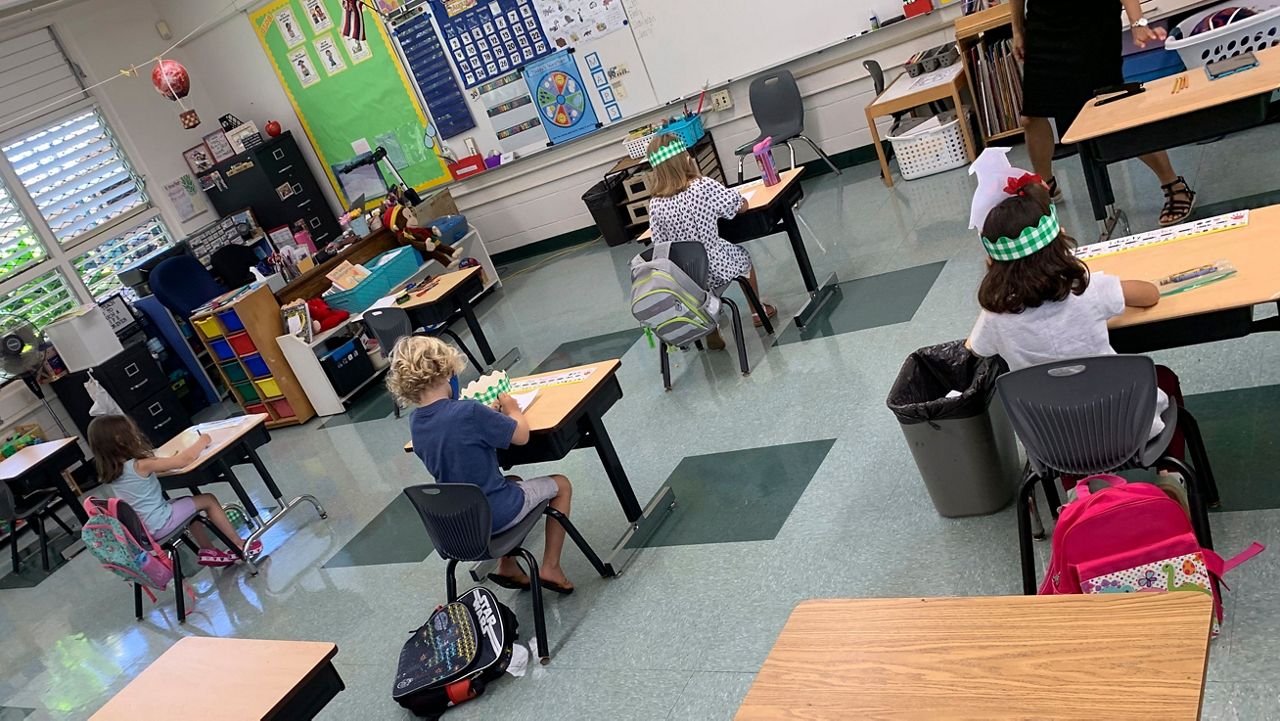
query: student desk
[
  {"left": 369, "top": 266, "right": 498, "bottom": 366},
  {"left": 155, "top": 414, "right": 326, "bottom": 558},
  {"left": 90, "top": 637, "right": 343, "bottom": 720},
  {"left": 406, "top": 360, "right": 673, "bottom": 573},
  {"left": 1063, "top": 45, "right": 1280, "bottom": 235},
  {"left": 639, "top": 167, "right": 837, "bottom": 327},
  {"left": 1087, "top": 205, "right": 1280, "bottom": 353},
  {"left": 864, "top": 63, "right": 977, "bottom": 188},
  {"left": 737, "top": 593, "right": 1214, "bottom": 720},
  {"left": 0, "top": 438, "right": 87, "bottom": 522}
]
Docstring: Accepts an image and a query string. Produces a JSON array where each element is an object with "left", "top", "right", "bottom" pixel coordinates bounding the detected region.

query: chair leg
[
  {"left": 545, "top": 507, "right": 612, "bottom": 578},
  {"left": 784, "top": 141, "right": 797, "bottom": 171},
  {"left": 1178, "top": 406, "right": 1221, "bottom": 507},
  {"left": 516, "top": 548, "right": 550, "bottom": 664},
  {"left": 9, "top": 524, "right": 19, "bottom": 574},
  {"left": 49, "top": 510, "right": 74, "bottom": 537},
  {"left": 721, "top": 298, "right": 750, "bottom": 376},
  {"left": 1157, "top": 456, "right": 1213, "bottom": 551},
  {"left": 35, "top": 516, "right": 50, "bottom": 572},
  {"left": 737, "top": 156, "right": 745, "bottom": 183},
  {"left": 694, "top": 339, "right": 704, "bottom": 351},
  {"left": 799, "top": 135, "right": 842, "bottom": 176},
  {"left": 659, "top": 344, "right": 671, "bottom": 391},
  {"left": 445, "top": 559, "right": 459, "bottom": 602},
  {"left": 441, "top": 328, "right": 484, "bottom": 373},
  {"left": 170, "top": 548, "right": 186, "bottom": 624},
  {"left": 736, "top": 278, "right": 773, "bottom": 335},
  {"left": 1017, "top": 471, "right": 1043, "bottom": 595},
  {"left": 134, "top": 582, "right": 144, "bottom": 620},
  {"left": 1043, "top": 476, "right": 1063, "bottom": 520},
  {"left": 394, "top": 402, "right": 401, "bottom": 419}
]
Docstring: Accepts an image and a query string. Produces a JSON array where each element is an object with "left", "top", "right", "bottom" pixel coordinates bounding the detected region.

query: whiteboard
[{"left": 623, "top": 0, "right": 902, "bottom": 103}]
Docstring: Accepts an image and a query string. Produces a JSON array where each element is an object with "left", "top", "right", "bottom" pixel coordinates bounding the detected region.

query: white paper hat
[{"left": 968, "top": 148, "right": 1036, "bottom": 232}]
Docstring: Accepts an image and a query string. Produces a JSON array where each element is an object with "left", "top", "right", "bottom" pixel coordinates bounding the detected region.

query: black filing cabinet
[
  {"left": 51, "top": 343, "right": 192, "bottom": 447},
  {"left": 197, "top": 131, "right": 342, "bottom": 249}
]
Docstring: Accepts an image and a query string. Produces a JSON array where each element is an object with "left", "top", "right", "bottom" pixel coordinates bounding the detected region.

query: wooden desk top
[
  {"left": 638, "top": 168, "right": 804, "bottom": 242},
  {"left": 90, "top": 637, "right": 338, "bottom": 720},
  {"left": 0, "top": 437, "right": 79, "bottom": 481},
  {"left": 392, "top": 266, "right": 479, "bottom": 310},
  {"left": 406, "top": 359, "right": 621, "bottom": 452},
  {"left": 737, "top": 593, "right": 1213, "bottom": 721},
  {"left": 868, "top": 63, "right": 966, "bottom": 116},
  {"left": 155, "top": 414, "right": 267, "bottom": 476},
  {"left": 1063, "top": 44, "right": 1280, "bottom": 143},
  {"left": 1089, "top": 205, "right": 1280, "bottom": 329}
]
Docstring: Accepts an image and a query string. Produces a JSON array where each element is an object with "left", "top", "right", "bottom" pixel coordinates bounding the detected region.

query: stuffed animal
[
  {"left": 382, "top": 201, "right": 463, "bottom": 267},
  {"left": 306, "top": 297, "right": 350, "bottom": 334}
]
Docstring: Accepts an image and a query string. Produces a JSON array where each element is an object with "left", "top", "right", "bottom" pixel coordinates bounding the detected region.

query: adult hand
[
  {"left": 1012, "top": 30, "right": 1026, "bottom": 62},
  {"left": 1132, "top": 24, "right": 1167, "bottom": 49}
]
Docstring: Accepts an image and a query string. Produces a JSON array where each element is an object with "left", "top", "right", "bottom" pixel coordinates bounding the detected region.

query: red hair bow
[{"left": 1003, "top": 173, "right": 1044, "bottom": 196}]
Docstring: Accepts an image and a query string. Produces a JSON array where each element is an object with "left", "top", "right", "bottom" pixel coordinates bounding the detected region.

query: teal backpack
[{"left": 81, "top": 497, "right": 174, "bottom": 595}]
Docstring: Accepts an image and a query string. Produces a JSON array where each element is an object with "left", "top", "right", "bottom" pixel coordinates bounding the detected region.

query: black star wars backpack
[{"left": 393, "top": 586, "right": 520, "bottom": 718}]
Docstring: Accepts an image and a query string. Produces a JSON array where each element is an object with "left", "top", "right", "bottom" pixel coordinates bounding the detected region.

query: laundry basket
[
  {"left": 886, "top": 112, "right": 970, "bottom": 180},
  {"left": 1165, "top": 0, "right": 1280, "bottom": 68}
]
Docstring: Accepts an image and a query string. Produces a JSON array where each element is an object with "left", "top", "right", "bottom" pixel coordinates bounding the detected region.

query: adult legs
[{"left": 1022, "top": 115, "right": 1057, "bottom": 181}]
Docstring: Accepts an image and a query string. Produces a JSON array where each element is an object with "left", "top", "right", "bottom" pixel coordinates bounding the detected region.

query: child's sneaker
[{"left": 197, "top": 549, "right": 237, "bottom": 567}]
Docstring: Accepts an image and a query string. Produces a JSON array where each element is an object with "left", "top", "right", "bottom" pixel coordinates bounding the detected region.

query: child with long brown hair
[
  {"left": 88, "top": 415, "right": 260, "bottom": 566},
  {"left": 645, "top": 133, "right": 776, "bottom": 340}
]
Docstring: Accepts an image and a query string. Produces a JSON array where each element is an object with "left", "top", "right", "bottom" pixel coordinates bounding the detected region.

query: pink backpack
[{"left": 1040, "top": 475, "right": 1262, "bottom": 632}]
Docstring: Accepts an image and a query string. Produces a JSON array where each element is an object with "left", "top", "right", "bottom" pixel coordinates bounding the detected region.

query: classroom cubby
[{"left": 190, "top": 284, "right": 315, "bottom": 427}]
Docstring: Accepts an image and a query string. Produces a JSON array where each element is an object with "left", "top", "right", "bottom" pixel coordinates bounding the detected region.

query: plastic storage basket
[
  {"left": 1165, "top": 1, "right": 1280, "bottom": 68},
  {"left": 621, "top": 115, "right": 705, "bottom": 160},
  {"left": 325, "top": 247, "right": 424, "bottom": 313},
  {"left": 885, "top": 112, "right": 970, "bottom": 180}
]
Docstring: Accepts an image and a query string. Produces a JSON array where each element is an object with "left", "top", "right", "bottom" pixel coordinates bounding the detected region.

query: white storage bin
[
  {"left": 886, "top": 112, "right": 970, "bottom": 180},
  {"left": 1165, "top": 1, "right": 1280, "bottom": 68}
]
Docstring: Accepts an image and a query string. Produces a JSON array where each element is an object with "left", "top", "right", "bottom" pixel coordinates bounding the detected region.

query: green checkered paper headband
[
  {"left": 982, "top": 206, "right": 1060, "bottom": 262},
  {"left": 648, "top": 139, "right": 687, "bottom": 167}
]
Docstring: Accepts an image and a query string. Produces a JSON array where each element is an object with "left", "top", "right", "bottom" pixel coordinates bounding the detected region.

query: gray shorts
[{"left": 494, "top": 476, "right": 559, "bottom": 533}]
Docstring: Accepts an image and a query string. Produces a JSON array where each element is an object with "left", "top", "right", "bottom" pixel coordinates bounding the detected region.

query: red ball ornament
[
  {"left": 265, "top": 120, "right": 282, "bottom": 137},
  {"left": 151, "top": 59, "right": 191, "bottom": 101}
]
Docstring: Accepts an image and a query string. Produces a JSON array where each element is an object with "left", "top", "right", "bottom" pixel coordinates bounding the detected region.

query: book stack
[{"left": 969, "top": 37, "right": 1024, "bottom": 138}]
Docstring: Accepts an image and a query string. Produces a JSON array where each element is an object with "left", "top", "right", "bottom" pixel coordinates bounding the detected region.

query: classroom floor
[{"left": 4, "top": 123, "right": 1280, "bottom": 720}]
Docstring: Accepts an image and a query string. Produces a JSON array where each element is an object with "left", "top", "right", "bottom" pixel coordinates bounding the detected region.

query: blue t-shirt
[{"left": 410, "top": 398, "right": 523, "bottom": 531}]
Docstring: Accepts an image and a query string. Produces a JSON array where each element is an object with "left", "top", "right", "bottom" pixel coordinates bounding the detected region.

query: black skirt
[{"left": 1021, "top": 0, "right": 1125, "bottom": 126}]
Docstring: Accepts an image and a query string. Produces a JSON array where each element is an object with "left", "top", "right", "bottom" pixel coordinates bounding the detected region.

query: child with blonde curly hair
[{"left": 388, "top": 336, "right": 576, "bottom": 594}]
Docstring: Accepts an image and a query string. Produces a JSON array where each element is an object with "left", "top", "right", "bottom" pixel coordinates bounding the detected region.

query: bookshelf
[{"left": 956, "top": 4, "right": 1026, "bottom": 144}]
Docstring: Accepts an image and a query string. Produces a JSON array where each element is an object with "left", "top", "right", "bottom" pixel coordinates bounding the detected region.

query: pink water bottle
[{"left": 753, "top": 136, "right": 780, "bottom": 186}]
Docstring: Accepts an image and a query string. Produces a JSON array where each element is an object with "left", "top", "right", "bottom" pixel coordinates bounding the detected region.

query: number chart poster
[
  {"left": 521, "top": 50, "right": 599, "bottom": 145},
  {"left": 250, "top": 0, "right": 450, "bottom": 206}
]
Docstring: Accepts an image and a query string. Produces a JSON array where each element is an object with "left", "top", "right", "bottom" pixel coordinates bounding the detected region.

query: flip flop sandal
[
  {"left": 752, "top": 304, "right": 777, "bottom": 328},
  {"left": 539, "top": 578, "right": 575, "bottom": 595},
  {"left": 488, "top": 573, "right": 531, "bottom": 590},
  {"left": 1159, "top": 176, "right": 1196, "bottom": 227}
]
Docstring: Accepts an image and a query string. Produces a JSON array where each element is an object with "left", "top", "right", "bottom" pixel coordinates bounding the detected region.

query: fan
[{"left": 0, "top": 314, "right": 69, "bottom": 436}]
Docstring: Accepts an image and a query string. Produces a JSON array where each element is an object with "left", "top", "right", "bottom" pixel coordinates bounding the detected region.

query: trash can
[
  {"left": 582, "top": 176, "right": 631, "bottom": 247},
  {"left": 886, "top": 340, "right": 1021, "bottom": 517}
]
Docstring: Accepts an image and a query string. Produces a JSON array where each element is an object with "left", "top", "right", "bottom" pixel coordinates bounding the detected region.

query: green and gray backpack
[{"left": 630, "top": 242, "right": 720, "bottom": 347}]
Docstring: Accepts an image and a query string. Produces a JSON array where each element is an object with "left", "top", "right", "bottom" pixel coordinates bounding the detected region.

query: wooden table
[
  {"left": 91, "top": 637, "right": 343, "bottom": 720},
  {"left": 865, "top": 62, "right": 977, "bottom": 188},
  {"left": 406, "top": 360, "right": 674, "bottom": 573},
  {"left": 1063, "top": 45, "right": 1280, "bottom": 231},
  {"left": 367, "top": 266, "right": 497, "bottom": 366},
  {"left": 738, "top": 593, "right": 1214, "bottom": 720},
  {"left": 0, "top": 437, "right": 87, "bottom": 522},
  {"left": 1086, "top": 204, "right": 1280, "bottom": 353},
  {"left": 157, "top": 414, "right": 326, "bottom": 560},
  {"left": 274, "top": 227, "right": 397, "bottom": 304}
]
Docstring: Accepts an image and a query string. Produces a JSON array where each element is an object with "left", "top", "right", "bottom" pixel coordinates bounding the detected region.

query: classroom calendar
[
  {"left": 1073, "top": 209, "right": 1250, "bottom": 262},
  {"left": 434, "top": 0, "right": 553, "bottom": 89}
]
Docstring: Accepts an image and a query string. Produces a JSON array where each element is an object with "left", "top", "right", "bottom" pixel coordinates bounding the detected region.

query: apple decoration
[{"left": 265, "top": 120, "right": 282, "bottom": 137}]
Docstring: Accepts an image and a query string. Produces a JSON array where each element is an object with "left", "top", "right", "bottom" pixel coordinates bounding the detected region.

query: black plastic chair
[
  {"left": 404, "top": 483, "right": 612, "bottom": 664},
  {"left": 638, "top": 242, "right": 774, "bottom": 390},
  {"left": 995, "top": 356, "right": 1221, "bottom": 595},
  {"left": 1, "top": 482, "right": 75, "bottom": 573},
  {"left": 864, "top": 59, "right": 908, "bottom": 177},
  {"left": 734, "top": 70, "right": 841, "bottom": 181},
  {"left": 364, "top": 306, "right": 483, "bottom": 416}
]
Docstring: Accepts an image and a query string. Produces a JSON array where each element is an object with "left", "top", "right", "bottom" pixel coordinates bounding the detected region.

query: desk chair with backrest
[
  {"left": 996, "top": 355, "right": 1221, "bottom": 595},
  {"left": 0, "top": 481, "right": 75, "bottom": 573},
  {"left": 863, "top": 60, "right": 908, "bottom": 176},
  {"left": 363, "top": 307, "right": 483, "bottom": 416},
  {"left": 638, "top": 242, "right": 774, "bottom": 390},
  {"left": 404, "top": 483, "right": 612, "bottom": 665},
  {"left": 150, "top": 255, "right": 225, "bottom": 321},
  {"left": 735, "top": 70, "right": 841, "bottom": 182}
]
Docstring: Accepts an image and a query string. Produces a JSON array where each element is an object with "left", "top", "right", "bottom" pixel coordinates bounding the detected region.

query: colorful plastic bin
[
  {"left": 216, "top": 309, "right": 246, "bottom": 333},
  {"left": 268, "top": 398, "right": 295, "bottom": 418},
  {"left": 234, "top": 382, "right": 260, "bottom": 402},
  {"left": 245, "top": 403, "right": 269, "bottom": 416},
  {"left": 242, "top": 354, "right": 271, "bottom": 378},
  {"left": 221, "top": 361, "right": 248, "bottom": 384},
  {"left": 255, "top": 377, "right": 282, "bottom": 398},
  {"left": 228, "top": 333, "right": 257, "bottom": 355},
  {"left": 210, "top": 338, "right": 236, "bottom": 361},
  {"left": 194, "top": 317, "right": 223, "bottom": 339}
]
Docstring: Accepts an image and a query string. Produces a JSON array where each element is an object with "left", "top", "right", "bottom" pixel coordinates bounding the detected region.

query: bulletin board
[{"left": 249, "top": 0, "right": 450, "bottom": 206}]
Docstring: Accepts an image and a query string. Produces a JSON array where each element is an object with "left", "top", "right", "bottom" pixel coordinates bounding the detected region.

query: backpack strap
[{"left": 1204, "top": 542, "right": 1265, "bottom": 577}]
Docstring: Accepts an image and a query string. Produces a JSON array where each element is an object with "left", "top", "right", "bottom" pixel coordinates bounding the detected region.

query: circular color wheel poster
[{"left": 522, "top": 50, "right": 599, "bottom": 145}]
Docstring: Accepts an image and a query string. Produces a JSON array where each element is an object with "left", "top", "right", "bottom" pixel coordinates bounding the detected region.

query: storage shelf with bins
[{"left": 191, "top": 284, "right": 315, "bottom": 427}]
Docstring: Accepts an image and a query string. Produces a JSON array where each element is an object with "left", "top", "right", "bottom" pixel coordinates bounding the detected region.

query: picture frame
[
  {"left": 267, "top": 224, "right": 297, "bottom": 248},
  {"left": 202, "top": 130, "right": 236, "bottom": 162},
  {"left": 183, "top": 144, "right": 215, "bottom": 175},
  {"left": 225, "top": 122, "right": 262, "bottom": 154}
]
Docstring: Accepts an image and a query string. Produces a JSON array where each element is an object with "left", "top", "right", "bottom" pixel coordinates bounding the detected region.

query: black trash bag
[{"left": 886, "top": 340, "right": 1008, "bottom": 425}]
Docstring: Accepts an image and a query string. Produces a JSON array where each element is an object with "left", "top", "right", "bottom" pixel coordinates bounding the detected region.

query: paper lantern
[{"left": 151, "top": 59, "right": 191, "bottom": 101}]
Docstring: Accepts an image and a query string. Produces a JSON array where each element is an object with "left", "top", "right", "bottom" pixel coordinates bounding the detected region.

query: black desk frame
[{"left": 5, "top": 441, "right": 89, "bottom": 523}]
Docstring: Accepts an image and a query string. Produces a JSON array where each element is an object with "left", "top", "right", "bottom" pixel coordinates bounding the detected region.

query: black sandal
[
  {"left": 487, "top": 572, "right": 531, "bottom": 590},
  {"left": 1159, "top": 176, "right": 1196, "bottom": 227},
  {"left": 539, "top": 578, "right": 575, "bottom": 595}
]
